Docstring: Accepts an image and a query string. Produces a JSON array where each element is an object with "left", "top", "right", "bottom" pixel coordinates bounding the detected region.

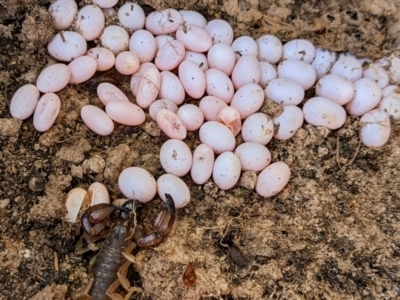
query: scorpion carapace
[{"left": 77, "top": 194, "right": 176, "bottom": 300}]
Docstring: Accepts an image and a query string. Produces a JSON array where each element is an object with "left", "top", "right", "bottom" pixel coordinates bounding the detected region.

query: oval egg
[
  {"left": 106, "top": 101, "right": 145, "bottom": 126},
  {"left": 199, "top": 121, "right": 235, "bottom": 154},
  {"left": 36, "top": 63, "right": 72, "bottom": 93},
  {"left": 156, "top": 109, "right": 187, "bottom": 140},
  {"left": 303, "top": 97, "right": 346, "bottom": 129},
  {"left": 191, "top": 144, "right": 215, "bottom": 185},
  {"left": 179, "top": 60, "right": 206, "bottom": 99},
  {"left": 10, "top": 84, "right": 40, "bottom": 120},
  {"left": 159, "top": 139, "right": 192, "bottom": 177},
  {"left": 47, "top": 31, "right": 87, "bottom": 62},
  {"left": 234, "top": 142, "right": 271, "bottom": 172},
  {"left": 212, "top": 152, "right": 241, "bottom": 190},
  {"left": 81, "top": 105, "right": 114, "bottom": 136},
  {"left": 256, "top": 162, "right": 291, "bottom": 197},
  {"left": 157, "top": 174, "right": 191, "bottom": 208},
  {"left": 33, "top": 93, "right": 61, "bottom": 132},
  {"left": 118, "top": 167, "right": 157, "bottom": 202}
]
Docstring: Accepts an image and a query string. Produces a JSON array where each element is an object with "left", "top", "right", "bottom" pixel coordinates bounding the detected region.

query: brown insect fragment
[{"left": 183, "top": 261, "right": 197, "bottom": 286}]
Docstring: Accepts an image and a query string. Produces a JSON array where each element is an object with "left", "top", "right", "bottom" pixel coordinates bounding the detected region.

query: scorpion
[{"left": 77, "top": 194, "right": 176, "bottom": 300}]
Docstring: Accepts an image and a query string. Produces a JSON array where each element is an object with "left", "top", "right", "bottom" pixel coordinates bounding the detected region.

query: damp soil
[{"left": 1, "top": 0, "right": 400, "bottom": 299}]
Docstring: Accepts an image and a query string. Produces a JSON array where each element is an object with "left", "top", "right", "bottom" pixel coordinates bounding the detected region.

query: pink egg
[
  {"left": 283, "top": 39, "right": 316, "bottom": 63},
  {"left": 68, "top": 56, "right": 97, "bottom": 84},
  {"left": 272, "top": 105, "right": 304, "bottom": 140},
  {"left": 204, "top": 19, "right": 234, "bottom": 45},
  {"left": 115, "top": 51, "right": 140, "bottom": 75},
  {"left": 157, "top": 174, "right": 191, "bottom": 208},
  {"left": 231, "top": 54, "right": 261, "bottom": 90},
  {"left": 311, "top": 47, "right": 336, "bottom": 79},
  {"left": 330, "top": 54, "right": 362, "bottom": 82},
  {"left": 155, "top": 40, "right": 186, "bottom": 71},
  {"left": 235, "top": 142, "right": 271, "bottom": 171},
  {"left": 88, "top": 182, "right": 110, "bottom": 206},
  {"left": 130, "top": 62, "right": 157, "bottom": 96},
  {"left": 231, "top": 36, "right": 258, "bottom": 60},
  {"left": 159, "top": 71, "right": 186, "bottom": 105},
  {"left": 106, "top": 101, "right": 145, "bottom": 126},
  {"left": 81, "top": 105, "right": 114, "bottom": 136},
  {"left": 10, "top": 84, "right": 40, "bottom": 120},
  {"left": 36, "top": 63, "right": 72, "bottom": 93},
  {"left": 379, "top": 94, "right": 400, "bottom": 119},
  {"left": 191, "top": 144, "right": 215, "bottom": 185},
  {"left": 100, "top": 25, "right": 130, "bottom": 55},
  {"left": 177, "top": 104, "right": 204, "bottom": 131},
  {"left": 179, "top": 10, "right": 207, "bottom": 28},
  {"left": 48, "top": 0, "right": 78, "bottom": 30},
  {"left": 345, "top": 78, "right": 382, "bottom": 116},
  {"left": 145, "top": 9, "right": 183, "bottom": 35},
  {"left": 33, "top": 93, "right": 61, "bottom": 132},
  {"left": 136, "top": 67, "right": 161, "bottom": 108},
  {"left": 97, "top": 82, "right": 129, "bottom": 105},
  {"left": 149, "top": 99, "right": 178, "bottom": 121},
  {"left": 359, "top": 109, "right": 391, "bottom": 148},
  {"left": 256, "top": 162, "right": 291, "bottom": 197},
  {"left": 155, "top": 35, "right": 175, "bottom": 50},
  {"left": 217, "top": 106, "right": 241, "bottom": 136},
  {"left": 241, "top": 113, "right": 274, "bottom": 145},
  {"left": 179, "top": 60, "right": 206, "bottom": 99},
  {"left": 160, "top": 139, "right": 192, "bottom": 177},
  {"left": 118, "top": 3, "right": 145, "bottom": 31},
  {"left": 184, "top": 51, "right": 209, "bottom": 72},
  {"left": 303, "top": 97, "right": 346, "bottom": 129},
  {"left": 87, "top": 47, "right": 116, "bottom": 71},
  {"left": 199, "top": 96, "right": 228, "bottom": 121},
  {"left": 207, "top": 43, "right": 236, "bottom": 76},
  {"left": 47, "top": 31, "right": 87, "bottom": 62},
  {"left": 277, "top": 59, "right": 317, "bottom": 90},
  {"left": 316, "top": 74, "right": 355, "bottom": 105},
  {"left": 75, "top": 5, "right": 105, "bottom": 41},
  {"left": 129, "top": 29, "right": 157, "bottom": 63},
  {"left": 156, "top": 109, "right": 187, "bottom": 140},
  {"left": 199, "top": 121, "right": 235, "bottom": 154},
  {"left": 259, "top": 62, "right": 277, "bottom": 88},
  {"left": 363, "top": 63, "right": 389, "bottom": 89},
  {"left": 230, "top": 83, "right": 264, "bottom": 119},
  {"left": 93, "top": 0, "right": 118, "bottom": 9},
  {"left": 204, "top": 69, "right": 234, "bottom": 103},
  {"left": 118, "top": 167, "right": 157, "bottom": 202},
  {"left": 212, "top": 152, "right": 241, "bottom": 190},
  {"left": 265, "top": 78, "right": 305, "bottom": 106},
  {"left": 257, "top": 34, "right": 283, "bottom": 64},
  {"left": 176, "top": 24, "right": 212, "bottom": 52}
]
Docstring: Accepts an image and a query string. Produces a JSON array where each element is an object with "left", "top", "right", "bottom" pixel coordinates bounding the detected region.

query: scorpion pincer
[{"left": 78, "top": 194, "right": 176, "bottom": 300}]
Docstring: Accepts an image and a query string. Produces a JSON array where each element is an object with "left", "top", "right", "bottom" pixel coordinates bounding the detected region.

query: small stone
[
  {"left": 141, "top": 120, "right": 161, "bottom": 137},
  {"left": 29, "top": 177, "right": 45, "bottom": 192},
  {"left": 71, "top": 165, "right": 83, "bottom": 179},
  {"left": 83, "top": 155, "right": 106, "bottom": 174},
  {"left": 238, "top": 171, "right": 257, "bottom": 190},
  {"left": 0, "top": 199, "right": 10, "bottom": 209}
]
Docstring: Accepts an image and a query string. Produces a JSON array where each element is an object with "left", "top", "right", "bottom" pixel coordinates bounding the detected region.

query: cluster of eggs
[{"left": 9, "top": 1, "right": 400, "bottom": 209}]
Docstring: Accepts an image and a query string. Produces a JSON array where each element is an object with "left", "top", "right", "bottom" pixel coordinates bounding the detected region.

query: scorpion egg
[
  {"left": 157, "top": 174, "right": 191, "bottom": 208},
  {"left": 149, "top": 99, "right": 178, "bottom": 121},
  {"left": 234, "top": 142, "right": 271, "bottom": 172},
  {"left": 191, "top": 144, "right": 215, "bottom": 185},
  {"left": 88, "top": 182, "right": 110, "bottom": 206},
  {"left": 118, "top": 167, "right": 157, "bottom": 202},
  {"left": 10, "top": 84, "right": 40, "bottom": 120},
  {"left": 65, "top": 188, "right": 90, "bottom": 223},
  {"left": 256, "top": 162, "right": 291, "bottom": 197},
  {"left": 81, "top": 105, "right": 114, "bottom": 136},
  {"left": 212, "top": 152, "right": 241, "bottom": 190},
  {"left": 33, "top": 93, "right": 61, "bottom": 132},
  {"left": 199, "top": 121, "right": 236, "bottom": 154},
  {"left": 359, "top": 109, "right": 391, "bottom": 148},
  {"left": 97, "top": 83, "right": 129, "bottom": 106},
  {"left": 160, "top": 139, "right": 193, "bottom": 177}
]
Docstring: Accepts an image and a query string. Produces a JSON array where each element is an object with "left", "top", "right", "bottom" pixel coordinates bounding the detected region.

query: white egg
[
  {"left": 199, "top": 96, "right": 228, "bottom": 121},
  {"left": 256, "top": 34, "right": 283, "bottom": 64},
  {"left": 330, "top": 54, "right": 362, "bottom": 82},
  {"left": 33, "top": 93, "right": 61, "bottom": 132},
  {"left": 156, "top": 109, "right": 187, "bottom": 140},
  {"left": 184, "top": 51, "right": 209, "bottom": 72},
  {"left": 204, "top": 19, "right": 234, "bottom": 45},
  {"left": 177, "top": 104, "right": 204, "bottom": 131},
  {"left": 130, "top": 62, "right": 157, "bottom": 96},
  {"left": 191, "top": 144, "right": 215, "bottom": 185},
  {"left": 265, "top": 78, "right": 304, "bottom": 106},
  {"left": 176, "top": 24, "right": 212, "bottom": 52},
  {"left": 155, "top": 40, "right": 186, "bottom": 71},
  {"left": 75, "top": 5, "right": 105, "bottom": 41},
  {"left": 115, "top": 51, "right": 140, "bottom": 75},
  {"left": 379, "top": 94, "right": 400, "bottom": 119},
  {"left": 234, "top": 142, "right": 271, "bottom": 171},
  {"left": 100, "top": 25, "right": 130, "bottom": 55},
  {"left": 129, "top": 29, "right": 157, "bottom": 63},
  {"left": 179, "top": 60, "right": 206, "bottom": 99},
  {"left": 231, "top": 36, "right": 258, "bottom": 60},
  {"left": 207, "top": 43, "right": 236, "bottom": 76},
  {"left": 283, "top": 39, "right": 315, "bottom": 63},
  {"left": 363, "top": 63, "right": 389, "bottom": 89},
  {"left": 199, "top": 121, "right": 236, "bottom": 154},
  {"left": 48, "top": 0, "right": 78, "bottom": 30},
  {"left": 316, "top": 74, "right": 355, "bottom": 105},
  {"left": 145, "top": 9, "right": 183, "bottom": 35},
  {"left": 135, "top": 66, "right": 161, "bottom": 108},
  {"left": 241, "top": 113, "right": 274, "bottom": 145},
  {"left": 118, "top": 2, "right": 145, "bottom": 31},
  {"left": 93, "top": 0, "right": 118, "bottom": 8},
  {"left": 311, "top": 47, "right": 337, "bottom": 79},
  {"left": 88, "top": 182, "right": 110, "bottom": 206},
  {"left": 106, "top": 101, "right": 145, "bottom": 126},
  {"left": 273, "top": 105, "right": 304, "bottom": 140},
  {"left": 118, "top": 167, "right": 157, "bottom": 202},
  {"left": 277, "top": 59, "right": 316, "bottom": 90},
  {"left": 65, "top": 188, "right": 90, "bottom": 223},
  {"left": 155, "top": 35, "right": 175, "bottom": 50},
  {"left": 87, "top": 47, "right": 115, "bottom": 71},
  {"left": 36, "top": 63, "right": 72, "bottom": 93},
  {"left": 68, "top": 56, "right": 97, "bottom": 84},
  {"left": 160, "top": 139, "right": 192, "bottom": 177},
  {"left": 47, "top": 31, "right": 87, "bottom": 62},
  {"left": 149, "top": 99, "right": 178, "bottom": 121},
  {"left": 303, "top": 97, "right": 346, "bottom": 129},
  {"left": 97, "top": 82, "right": 129, "bottom": 106},
  {"left": 179, "top": 10, "right": 207, "bottom": 28},
  {"left": 159, "top": 71, "right": 185, "bottom": 105},
  {"left": 213, "top": 152, "right": 241, "bottom": 190},
  {"left": 256, "top": 162, "right": 291, "bottom": 197},
  {"left": 359, "top": 109, "right": 391, "bottom": 148},
  {"left": 10, "top": 84, "right": 40, "bottom": 120},
  {"left": 346, "top": 78, "right": 382, "bottom": 116},
  {"left": 81, "top": 105, "right": 114, "bottom": 136},
  {"left": 204, "top": 68, "right": 234, "bottom": 103},
  {"left": 230, "top": 83, "right": 264, "bottom": 119},
  {"left": 259, "top": 61, "right": 277, "bottom": 88},
  {"left": 382, "top": 85, "right": 399, "bottom": 97},
  {"left": 157, "top": 174, "right": 191, "bottom": 208},
  {"left": 231, "top": 54, "right": 261, "bottom": 90}
]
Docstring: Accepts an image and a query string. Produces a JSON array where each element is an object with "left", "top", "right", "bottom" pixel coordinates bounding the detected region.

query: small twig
[
  {"left": 336, "top": 136, "right": 362, "bottom": 171},
  {"left": 54, "top": 251, "right": 59, "bottom": 272}
]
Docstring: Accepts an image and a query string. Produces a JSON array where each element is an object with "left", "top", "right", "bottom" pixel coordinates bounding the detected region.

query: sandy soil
[{"left": 1, "top": 0, "right": 400, "bottom": 299}]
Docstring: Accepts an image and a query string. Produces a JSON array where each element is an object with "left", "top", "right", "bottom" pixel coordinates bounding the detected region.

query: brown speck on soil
[{"left": 1, "top": 0, "right": 400, "bottom": 299}]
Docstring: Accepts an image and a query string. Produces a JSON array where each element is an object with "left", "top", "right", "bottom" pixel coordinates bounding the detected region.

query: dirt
[{"left": 1, "top": 0, "right": 400, "bottom": 299}]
